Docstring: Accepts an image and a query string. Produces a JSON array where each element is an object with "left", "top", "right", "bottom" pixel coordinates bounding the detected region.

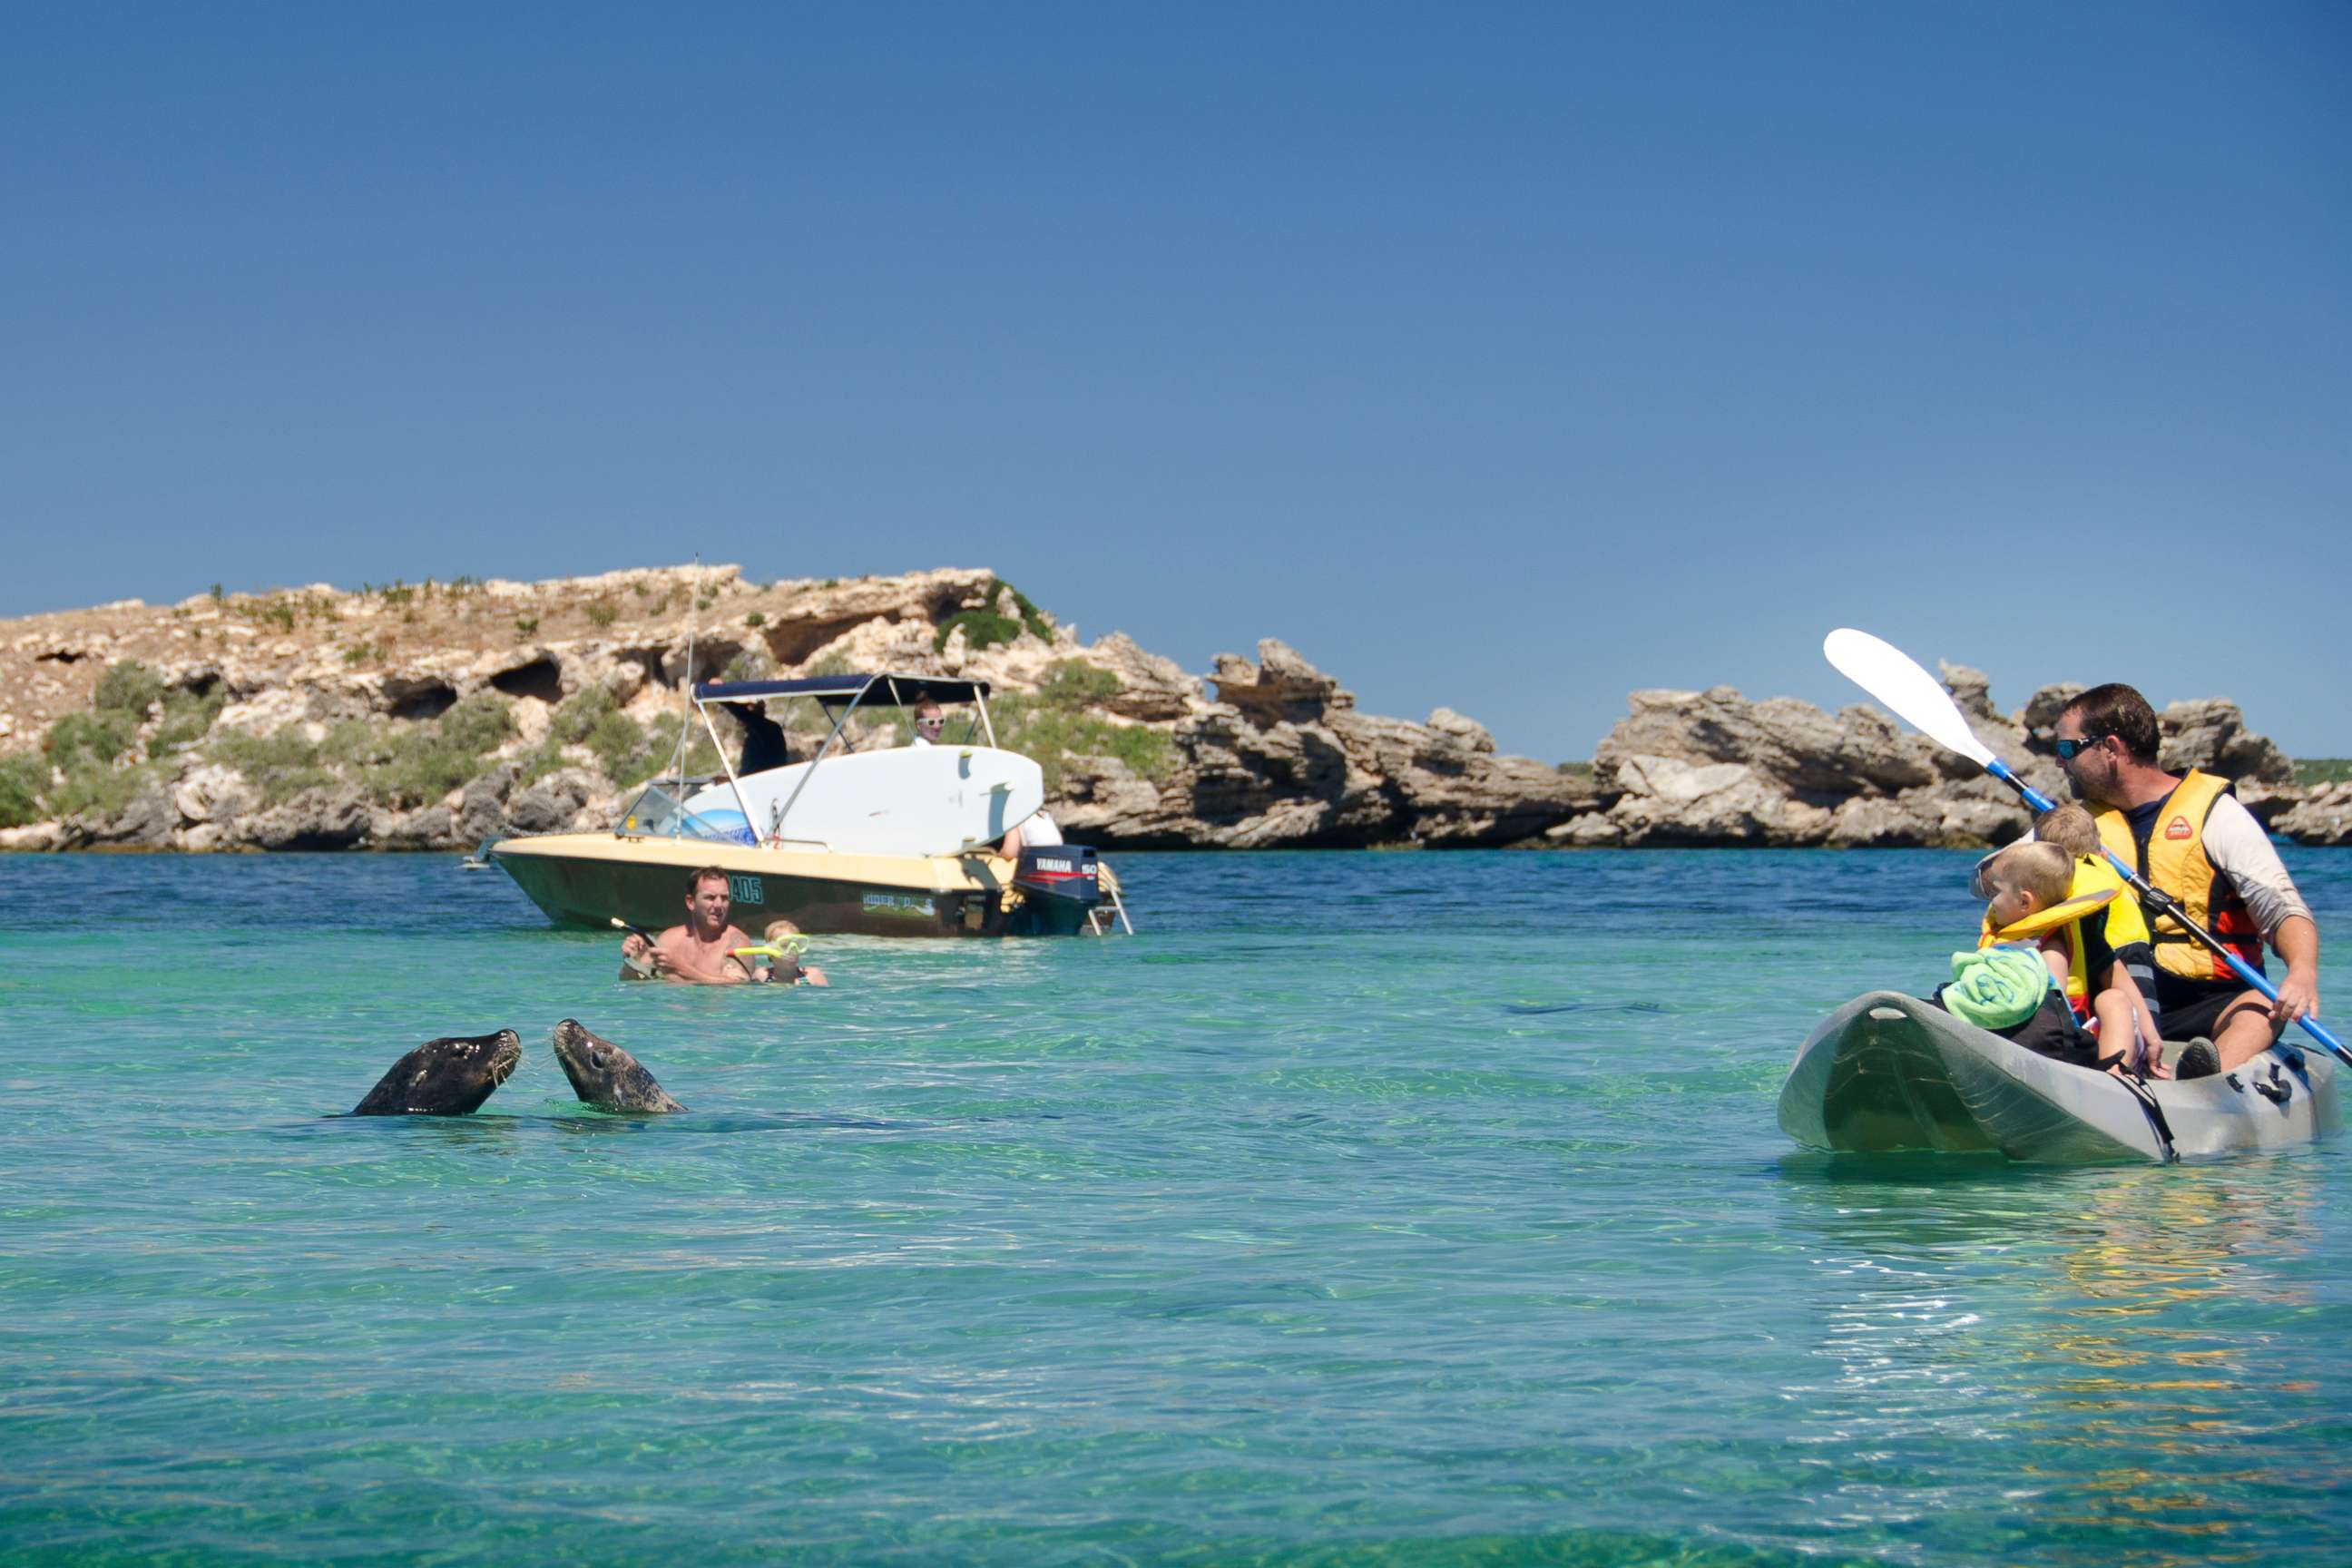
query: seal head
[
  {"left": 351, "top": 1030, "right": 523, "bottom": 1115},
  {"left": 552, "top": 1019, "right": 687, "bottom": 1113}
]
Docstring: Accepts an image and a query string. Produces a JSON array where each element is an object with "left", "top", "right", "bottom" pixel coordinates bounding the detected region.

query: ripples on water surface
[{"left": 3, "top": 848, "right": 2348, "bottom": 1565}]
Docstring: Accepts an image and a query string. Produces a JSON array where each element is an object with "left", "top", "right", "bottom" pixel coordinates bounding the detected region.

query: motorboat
[{"left": 488, "top": 673, "right": 1129, "bottom": 938}]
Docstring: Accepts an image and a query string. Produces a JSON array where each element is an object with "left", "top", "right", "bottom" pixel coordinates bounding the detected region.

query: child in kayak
[
  {"left": 1974, "top": 836, "right": 2167, "bottom": 1078},
  {"left": 2024, "top": 804, "right": 2165, "bottom": 1077},
  {"left": 1936, "top": 943, "right": 2092, "bottom": 1064},
  {"left": 1937, "top": 837, "right": 2099, "bottom": 1068}
]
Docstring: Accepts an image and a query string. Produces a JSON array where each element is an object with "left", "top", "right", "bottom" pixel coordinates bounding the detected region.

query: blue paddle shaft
[{"left": 1985, "top": 759, "right": 2347, "bottom": 1062}]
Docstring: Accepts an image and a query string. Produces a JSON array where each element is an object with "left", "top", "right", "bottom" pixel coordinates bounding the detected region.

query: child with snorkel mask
[{"left": 745, "top": 919, "right": 830, "bottom": 987}]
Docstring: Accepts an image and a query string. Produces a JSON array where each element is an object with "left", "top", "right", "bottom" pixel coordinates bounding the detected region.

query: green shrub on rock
[
  {"left": 933, "top": 578, "right": 1054, "bottom": 654},
  {"left": 40, "top": 699, "right": 171, "bottom": 823},
  {"left": 93, "top": 661, "right": 166, "bottom": 719},
  {"left": 210, "top": 727, "right": 335, "bottom": 806},
  {"left": 47, "top": 760, "right": 160, "bottom": 822},
  {"left": 205, "top": 694, "right": 519, "bottom": 810},
  {"left": 1038, "top": 661, "right": 1121, "bottom": 705},
  {"left": 152, "top": 686, "right": 227, "bottom": 753},
  {"left": 69, "top": 662, "right": 226, "bottom": 769},
  {"left": 44, "top": 713, "right": 136, "bottom": 769},
  {"left": 523, "top": 686, "right": 671, "bottom": 790},
  {"left": 436, "top": 695, "right": 515, "bottom": 757},
  {"left": 0, "top": 752, "right": 48, "bottom": 828},
  {"left": 356, "top": 696, "right": 517, "bottom": 807},
  {"left": 983, "top": 661, "right": 1168, "bottom": 794}
]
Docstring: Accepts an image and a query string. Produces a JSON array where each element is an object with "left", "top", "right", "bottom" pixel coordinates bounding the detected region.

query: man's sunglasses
[{"left": 2053, "top": 732, "right": 2108, "bottom": 761}]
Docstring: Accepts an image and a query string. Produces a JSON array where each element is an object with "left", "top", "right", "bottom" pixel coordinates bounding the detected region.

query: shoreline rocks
[
  {"left": 0, "top": 571, "right": 2341, "bottom": 850},
  {"left": 1547, "top": 665, "right": 2316, "bottom": 848}
]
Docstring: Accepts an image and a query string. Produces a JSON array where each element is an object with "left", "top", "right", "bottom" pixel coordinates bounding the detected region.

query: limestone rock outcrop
[
  {"left": 0, "top": 569, "right": 1592, "bottom": 851},
  {"left": 1551, "top": 671, "right": 2313, "bottom": 848},
  {"left": 1045, "top": 640, "right": 1594, "bottom": 848},
  {"left": 1, "top": 570, "right": 2333, "bottom": 850},
  {"left": 2157, "top": 699, "right": 2292, "bottom": 786},
  {"left": 2270, "top": 782, "right": 2352, "bottom": 847}
]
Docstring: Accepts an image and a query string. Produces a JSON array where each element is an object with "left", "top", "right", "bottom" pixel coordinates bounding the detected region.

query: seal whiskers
[{"left": 351, "top": 1031, "right": 523, "bottom": 1115}]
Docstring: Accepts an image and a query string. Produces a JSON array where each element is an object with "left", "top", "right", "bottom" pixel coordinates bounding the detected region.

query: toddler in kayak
[
  {"left": 2010, "top": 805, "right": 2165, "bottom": 1077},
  {"left": 1933, "top": 842, "right": 2096, "bottom": 1066},
  {"left": 1971, "top": 832, "right": 2167, "bottom": 1078}
]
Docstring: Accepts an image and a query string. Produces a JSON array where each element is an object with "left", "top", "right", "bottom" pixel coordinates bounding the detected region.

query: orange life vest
[{"left": 2092, "top": 769, "right": 2265, "bottom": 983}]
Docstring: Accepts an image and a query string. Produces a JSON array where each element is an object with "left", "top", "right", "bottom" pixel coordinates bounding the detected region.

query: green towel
[{"left": 1945, "top": 946, "right": 2051, "bottom": 1031}]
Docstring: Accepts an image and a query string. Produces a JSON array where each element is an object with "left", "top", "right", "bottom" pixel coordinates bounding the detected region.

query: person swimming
[
  {"left": 619, "top": 867, "right": 761, "bottom": 985},
  {"left": 750, "top": 919, "right": 829, "bottom": 987}
]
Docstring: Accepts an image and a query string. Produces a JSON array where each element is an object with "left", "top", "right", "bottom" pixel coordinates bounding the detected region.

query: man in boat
[
  {"left": 998, "top": 805, "right": 1063, "bottom": 859},
  {"left": 720, "top": 701, "right": 790, "bottom": 774},
  {"left": 2053, "top": 683, "right": 2321, "bottom": 1079},
  {"left": 909, "top": 700, "right": 945, "bottom": 747},
  {"left": 621, "top": 867, "right": 762, "bottom": 985}
]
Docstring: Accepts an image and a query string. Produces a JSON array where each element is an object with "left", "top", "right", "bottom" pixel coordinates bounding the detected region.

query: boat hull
[
  {"left": 1778, "top": 991, "right": 2339, "bottom": 1164},
  {"left": 488, "top": 832, "right": 1096, "bottom": 938}
]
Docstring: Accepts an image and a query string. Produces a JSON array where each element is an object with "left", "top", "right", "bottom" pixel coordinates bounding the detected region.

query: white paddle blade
[{"left": 1822, "top": 628, "right": 1996, "bottom": 767}]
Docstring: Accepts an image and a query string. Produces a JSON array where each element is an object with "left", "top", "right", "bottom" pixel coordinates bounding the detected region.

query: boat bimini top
[
  {"left": 692, "top": 673, "right": 996, "bottom": 737},
  {"left": 616, "top": 672, "right": 1035, "bottom": 856}
]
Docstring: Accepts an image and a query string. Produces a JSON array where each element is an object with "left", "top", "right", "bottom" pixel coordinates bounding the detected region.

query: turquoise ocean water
[{"left": 4, "top": 848, "right": 2349, "bottom": 1565}]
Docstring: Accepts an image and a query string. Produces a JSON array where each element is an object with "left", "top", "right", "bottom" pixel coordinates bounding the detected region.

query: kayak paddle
[{"left": 1824, "top": 628, "right": 2347, "bottom": 1066}]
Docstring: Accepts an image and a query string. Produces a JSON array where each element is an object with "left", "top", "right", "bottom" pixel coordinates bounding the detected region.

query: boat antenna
[{"left": 665, "top": 557, "right": 701, "bottom": 806}]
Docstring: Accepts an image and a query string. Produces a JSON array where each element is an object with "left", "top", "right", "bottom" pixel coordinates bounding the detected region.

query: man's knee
[{"left": 2216, "top": 994, "right": 2280, "bottom": 1041}]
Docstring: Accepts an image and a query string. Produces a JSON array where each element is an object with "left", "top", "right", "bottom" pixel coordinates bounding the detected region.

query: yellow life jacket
[
  {"left": 2092, "top": 769, "right": 2264, "bottom": 983},
  {"left": 1977, "top": 875, "right": 2122, "bottom": 1012}
]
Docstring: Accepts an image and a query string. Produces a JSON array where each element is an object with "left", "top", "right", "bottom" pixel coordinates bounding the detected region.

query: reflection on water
[
  {"left": 1777, "top": 1156, "right": 2337, "bottom": 1564},
  {"left": 297, "top": 1113, "right": 529, "bottom": 1152}
]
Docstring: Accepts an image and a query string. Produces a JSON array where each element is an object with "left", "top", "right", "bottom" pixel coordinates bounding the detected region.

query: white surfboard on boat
[
  {"left": 1778, "top": 991, "right": 2339, "bottom": 1164},
  {"left": 680, "top": 746, "right": 1044, "bottom": 858}
]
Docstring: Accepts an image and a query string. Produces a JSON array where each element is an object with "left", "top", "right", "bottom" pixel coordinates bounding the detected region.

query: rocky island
[{"left": 2, "top": 565, "right": 2347, "bottom": 851}]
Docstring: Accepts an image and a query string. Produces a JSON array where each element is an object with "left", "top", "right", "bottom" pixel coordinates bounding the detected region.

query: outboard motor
[{"left": 1014, "top": 845, "right": 1103, "bottom": 911}]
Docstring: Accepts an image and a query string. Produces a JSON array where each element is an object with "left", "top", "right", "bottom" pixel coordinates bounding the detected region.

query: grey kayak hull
[{"left": 1778, "top": 991, "right": 2340, "bottom": 1163}]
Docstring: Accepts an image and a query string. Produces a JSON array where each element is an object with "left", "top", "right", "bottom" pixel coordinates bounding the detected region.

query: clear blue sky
[{"left": 5, "top": 3, "right": 2346, "bottom": 758}]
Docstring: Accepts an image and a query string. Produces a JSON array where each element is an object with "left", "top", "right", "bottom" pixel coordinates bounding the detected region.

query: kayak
[{"left": 1778, "top": 991, "right": 2340, "bottom": 1163}]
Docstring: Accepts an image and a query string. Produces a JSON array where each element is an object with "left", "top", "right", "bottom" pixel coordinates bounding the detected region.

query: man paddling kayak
[{"left": 2053, "top": 683, "right": 2321, "bottom": 1079}]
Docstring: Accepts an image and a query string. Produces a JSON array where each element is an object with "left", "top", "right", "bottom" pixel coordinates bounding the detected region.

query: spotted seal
[
  {"left": 351, "top": 1030, "right": 522, "bottom": 1115},
  {"left": 551, "top": 1019, "right": 687, "bottom": 1113}
]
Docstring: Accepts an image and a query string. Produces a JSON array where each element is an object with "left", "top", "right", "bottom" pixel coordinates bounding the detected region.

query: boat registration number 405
[{"left": 729, "top": 875, "right": 764, "bottom": 906}]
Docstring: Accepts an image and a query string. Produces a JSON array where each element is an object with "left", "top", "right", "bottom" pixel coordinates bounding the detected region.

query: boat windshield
[{"left": 616, "top": 778, "right": 756, "bottom": 846}]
